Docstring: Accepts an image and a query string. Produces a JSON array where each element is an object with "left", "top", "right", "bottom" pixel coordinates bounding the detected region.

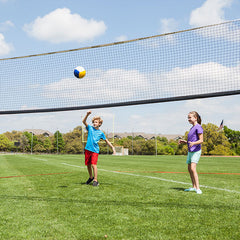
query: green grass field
[{"left": 0, "top": 154, "right": 239, "bottom": 240}]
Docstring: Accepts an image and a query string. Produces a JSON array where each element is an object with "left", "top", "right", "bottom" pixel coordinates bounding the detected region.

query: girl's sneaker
[
  {"left": 196, "top": 189, "right": 202, "bottom": 194},
  {"left": 184, "top": 187, "right": 196, "bottom": 192}
]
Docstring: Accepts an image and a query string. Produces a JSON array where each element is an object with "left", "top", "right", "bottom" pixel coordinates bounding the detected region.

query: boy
[{"left": 82, "top": 110, "right": 115, "bottom": 186}]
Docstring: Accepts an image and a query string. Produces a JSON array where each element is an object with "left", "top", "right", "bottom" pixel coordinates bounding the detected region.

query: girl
[{"left": 179, "top": 111, "right": 203, "bottom": 194}]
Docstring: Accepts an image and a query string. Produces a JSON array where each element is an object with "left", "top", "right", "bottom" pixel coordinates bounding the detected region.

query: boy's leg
[
  {"left": 92, "top": 164, "right": 98, "bottom": 182},
  {"left": 85, "top": 150, "right": 94, "bottom": 184},
  {"left": 87, "top": 164, "right": 93, "bottom": 178},
  {"left": 92, "top": 165, "right": 99, "bottom": 186},
  {"left": 85, "top": 164, "right": 94, "bottom": 184},
  {"left": 91, "top": 152, "right": 99, "bottom": 185}
]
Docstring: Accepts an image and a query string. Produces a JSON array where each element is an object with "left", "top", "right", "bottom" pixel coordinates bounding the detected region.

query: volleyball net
[{"left": 0, "top": 19, "right": 240, "bottom": 114}]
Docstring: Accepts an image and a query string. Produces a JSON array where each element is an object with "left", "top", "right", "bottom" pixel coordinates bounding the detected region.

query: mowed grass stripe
[{"left": 0, "top": 172, "right": 72, "bottom": 179}]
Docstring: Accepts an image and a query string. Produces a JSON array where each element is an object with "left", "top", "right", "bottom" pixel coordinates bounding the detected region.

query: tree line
[{"left": 0, "top": 123, "right": 239, "bottom": 155}]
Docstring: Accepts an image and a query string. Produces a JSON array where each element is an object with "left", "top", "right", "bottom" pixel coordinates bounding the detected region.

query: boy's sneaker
[
  {"left": 92, "top": 180, "right": 99, "bottom": 187},
  {"left": 85, "top": 177, "right": 94, "bottom": 185},
  {"left": 196, "top": 189, "right": 202, "bottom": 194},
  {"left": 184, "top": 187, "right": 196, "bottom": 192}
]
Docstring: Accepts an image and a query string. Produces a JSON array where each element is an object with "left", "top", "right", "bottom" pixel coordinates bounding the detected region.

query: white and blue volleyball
[{"left": 74, "top": 66, "right": 86, "bottom": 79}]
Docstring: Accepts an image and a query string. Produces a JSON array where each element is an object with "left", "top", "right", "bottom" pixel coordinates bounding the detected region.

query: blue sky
[{"left": 0, "top": 0, "right": 240, "bottom": 135}]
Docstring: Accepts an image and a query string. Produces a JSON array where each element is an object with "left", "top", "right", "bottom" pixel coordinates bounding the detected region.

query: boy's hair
[
  {"left": 189, "top": 111, "right": 201, "bottom": 124},
  {"left": 92, "top": 116, "right": 103, "bottom": 126}
]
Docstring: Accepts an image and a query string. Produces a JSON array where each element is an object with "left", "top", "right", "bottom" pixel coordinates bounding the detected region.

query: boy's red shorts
[{"left": 85, "top": 149, "right": 99, "bottom": 165}]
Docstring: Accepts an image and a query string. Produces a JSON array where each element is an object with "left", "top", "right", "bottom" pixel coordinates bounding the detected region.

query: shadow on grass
[
  {"left": 171, "top": 187, "right": 185, "bottom": 191},
  {"left": 74, "top": 182, "right": 113, "bottom": 186}
]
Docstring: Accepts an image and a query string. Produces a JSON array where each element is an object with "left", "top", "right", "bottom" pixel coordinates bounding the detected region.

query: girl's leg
[
  {"left": 188, "top": 164, "right": 196, "bottom": 188},
  {"left": 190, "top": 163, "right": 199, "bottom": 190}
]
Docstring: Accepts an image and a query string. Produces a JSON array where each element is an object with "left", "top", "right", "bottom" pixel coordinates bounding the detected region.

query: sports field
[{"left": 0, "top": 154, "right": 239, "bottom": 240}]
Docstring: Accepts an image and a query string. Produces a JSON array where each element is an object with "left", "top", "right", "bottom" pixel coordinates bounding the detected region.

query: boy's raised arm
[{"left": 82, "top": 111, "right": 91, "bottom": 127}]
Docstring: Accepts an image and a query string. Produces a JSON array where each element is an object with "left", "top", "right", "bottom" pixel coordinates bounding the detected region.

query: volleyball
[{"left": 74, "top": 66, "right": 86, "bottom": 78}]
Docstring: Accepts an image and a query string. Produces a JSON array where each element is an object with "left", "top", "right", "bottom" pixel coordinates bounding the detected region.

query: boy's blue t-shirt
[{"left": 85, "top": 125, "right": 106, "bottom": 153}]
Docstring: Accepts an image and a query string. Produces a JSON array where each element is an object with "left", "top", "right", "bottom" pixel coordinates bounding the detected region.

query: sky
[{"left": 0, "top": 0, "right": 240, "bottom": 135}]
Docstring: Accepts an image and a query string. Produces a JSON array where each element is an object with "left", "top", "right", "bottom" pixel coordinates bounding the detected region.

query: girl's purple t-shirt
[{"left": 187, "top": 124, "right": 203, "bottom": 152}]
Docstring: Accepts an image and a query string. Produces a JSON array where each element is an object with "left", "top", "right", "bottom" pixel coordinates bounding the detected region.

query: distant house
[
  {"left": 107, "top": 132, "right": 182, "bottom": 141},
  {"left": 23, "top": 129, "right": 53, "bottom": 137}
]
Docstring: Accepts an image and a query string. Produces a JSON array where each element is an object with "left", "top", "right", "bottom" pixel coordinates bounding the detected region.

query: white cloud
[
  {"left": 119, "top": 94, "right": 240, "bottom": 134},
  {"left": 0, "top": 33, "right": 13, "bottom": 56},
  {"left": 0, "top": 109, "right": 115, "bottom": 135},
  {"left": 42, "top": 68, "right": 149, "bottom": 102},
  {"left": 2, "top": 63, "right": 239, "bottom": 134},
  {"left": 115, "top": 35, "right": 128, "bottom": 42},
  {"left": 189, "top": 0, "right": 240, "bottom": 43},
  {"left": 137, "top": 38, "right": 162, "bottom": 49},
  {"left": 0, "top": 20, "right": 14, "bottom": 31},
  {"left": 158, "top": 62, "right": 240, "bottom": 97},
  {"left": 1, "top": 96, "right": 240, "bottom": 135},
  {"left": 189, "top": 0, "right": 233, "bottom": 27},
  {"left": 183, "top": 96, "right": 240, "bottom": 129},
  {"left": 159, "top": 18, "right": 178, "bottom": 34},
  {"left": 136, "top": 18, "right": 179, "bottom": 49},
  {"left": 0, "top": 112, "right": 76, "bottom": 134},
  {"left": 23, "top": 8, "right": 107, "bottom": 43},
  {"left": 159, "top": 18, "right": 178, "bottom": 43},
  {"left": 195, "top": 21, "right": 240, "bottom": 43},
  {"left": 39, "top": 62, "right": 240, "bottom": 112}
]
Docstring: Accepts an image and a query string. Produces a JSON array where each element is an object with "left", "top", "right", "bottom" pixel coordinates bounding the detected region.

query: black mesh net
[{"left": 0, "top": 20, "right": 240, "bottom": 114}]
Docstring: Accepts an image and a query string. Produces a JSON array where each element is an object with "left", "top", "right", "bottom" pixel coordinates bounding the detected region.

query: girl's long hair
[{"left": 189, "top": 111, "right": 201, "bottom": 124}]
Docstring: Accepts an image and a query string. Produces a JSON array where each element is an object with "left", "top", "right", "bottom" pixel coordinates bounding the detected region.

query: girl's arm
[
  {"left": 178, "top": 139, "right": 187, "bottom": 144},
  {"left": 105, "top": 139, "right": 116, "bottom": 155},
  {"left": 82, "top": 111, "right": 91, "bottom": 127},
  {"left": 188, "top": 133, "right": 203, "bottom": 147}
]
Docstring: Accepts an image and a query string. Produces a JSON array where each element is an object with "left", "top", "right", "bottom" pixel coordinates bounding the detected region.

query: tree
[
  {"left": 202, "top": 123, "right": 231, "bottom": 155},
  {"left": 224, "top": 126, "right": 240, "bottom": 155},
  {"left": 20, "top": 134, "right": 29, "bottom": 153},
  {"left": 33, "top": 144, "right": 46, "bottom": 153},
  {"left": 64, "top": 126, "right": 83, "bottom": 154},
  {"left": 36, "top": 135, "right": 53, "bottom": 153},
  {"left": 22, "top": 132, "right": 38, "bottom": 153},
  {"left": 168, "top": 140, "right": 178, "bottom": 154},
  {"left": 209, "top": 145, "right": 233, "bottom": 156},
  {"left": 4, "top": 131, "right": 23, "bottom": 152},
  {"left": 156, "top": 136, "right": 168, "bottom": 144},
  {"left": 157, "top": 145, "right": 173, "bottom": 155},
  {"left": 53, "top": 131, "right": 65, "bottom": 153},
  {"left": 43, "top": 138, "right": 53, "bottom": 153},
  {"left": 0, "top": 134, "right": 11, "bottom": 151},
  {"left": 4, "top": 130, "right": 22, "bottom": 142},
  {"left": 142, "top": 139, "right": 155, "bottom": 155},
  {"left": 175, "top": 133, "right": 188, "bottom": 155}
]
